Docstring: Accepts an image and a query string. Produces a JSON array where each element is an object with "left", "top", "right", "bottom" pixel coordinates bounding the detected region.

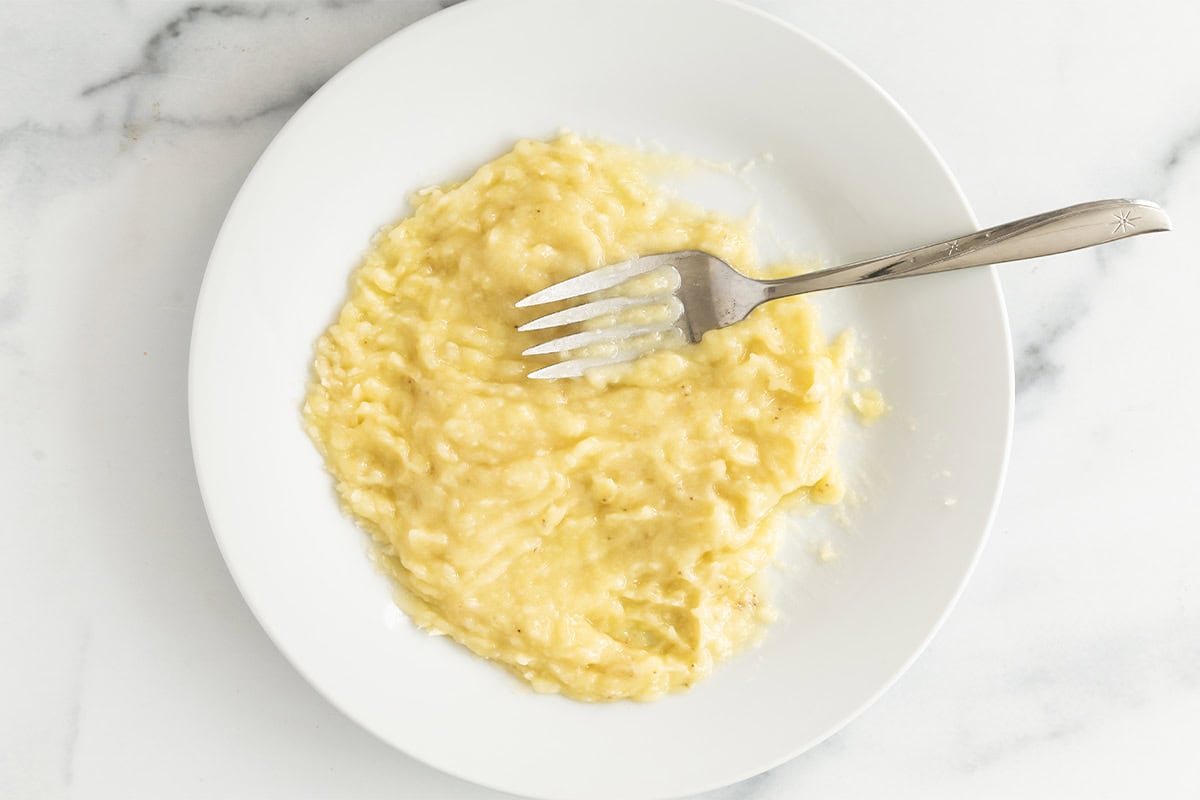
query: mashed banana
[{"left": 304, "top": 134, "right": 849, "bottom": 701}]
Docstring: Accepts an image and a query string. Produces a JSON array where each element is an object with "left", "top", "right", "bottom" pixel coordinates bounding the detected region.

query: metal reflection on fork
[{"left": 515, "top": 198, "right": 1171, "bottom": 380}]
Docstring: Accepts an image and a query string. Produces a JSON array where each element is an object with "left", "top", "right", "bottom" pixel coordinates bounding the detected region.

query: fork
[{"left": 516, "top": 198, "right": 1170, "bottom": 379}]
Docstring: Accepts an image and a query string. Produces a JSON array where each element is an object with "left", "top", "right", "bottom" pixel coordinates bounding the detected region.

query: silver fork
[{"left": 516, "top": 198, "right": 1170, "bottom": 379}]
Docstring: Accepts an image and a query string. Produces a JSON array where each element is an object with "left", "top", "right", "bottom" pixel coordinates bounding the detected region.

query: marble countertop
[{"left": 3, "top": 1, "right": 1197, "bottom": 797}]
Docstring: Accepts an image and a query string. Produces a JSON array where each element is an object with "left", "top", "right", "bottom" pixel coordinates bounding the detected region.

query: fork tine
[
  {"left": 527, "top": 355, "right": 637, "bottom": 380},
  {"left": 517, "top": 295, "right": 668, "bottom": 332},
  {"left": 522, "top": 323, "right": 675, "bottom": 357},
  {"left": 514, "top": 255, "right": 668, "bottom": 308}
]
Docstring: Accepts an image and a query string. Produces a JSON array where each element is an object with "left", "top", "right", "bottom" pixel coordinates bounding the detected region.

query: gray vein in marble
[
  {"left": 78, "top": 2, "right": 321, "bottom": 132},
  {"left": 154, "top": 86, "right": 318, "bottom": 130},
  {"left": 1013, "top": 116, "right": 1199, "bottom": 406},
  {"left": 61, "top": 1, "right": 439, "bottom": 140},
  {"left": 1012, "top": 239, "right": 1135, "bottom": 407},
  {"left": 1161, "top": 122, "right": 1200, "bottom": 177},
  {"left": 0, "top": 121, "right": 127, "bottom": 217},
  {"left": 82, "top": 3, "right": 303, "bottom": 98},
  {"left": 1014, "top": 292, "right": 1088, "bottom": 397},
  {"left": 950, "top": 611, "right": 1200, "bottom": 778},
  {"left": 727, "top": 769, "right": 773, "bottom": 799},
  {"left": 0, "top": 88, "right": 311, "bottom": 173},
  {"left": 959, "top": 720, "right": 1085, "bottom": 773},
  {"left": 697, "top": 767, "right": 773, "bottom": 800},
  {"left": 0, "top": 114, "right": 111, "bottom": 154},
  {"left": 0, "top": 270, "right": 27, "bottom": 329},
  {"left": 63, "top": 624, "right": 91, "bottom": 788}
]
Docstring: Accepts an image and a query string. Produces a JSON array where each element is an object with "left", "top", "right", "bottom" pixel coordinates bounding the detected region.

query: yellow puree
[{"left": 304, "top": 134, "right": 849, "bottom": 701}]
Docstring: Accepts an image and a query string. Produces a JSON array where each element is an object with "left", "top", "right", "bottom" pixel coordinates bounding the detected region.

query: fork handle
[{"left": 761, "top": 199, "right": 1170, "bottom": 300}]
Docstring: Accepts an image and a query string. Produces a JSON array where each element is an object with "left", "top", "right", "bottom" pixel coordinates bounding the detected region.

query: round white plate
[{"left": 189, "top": 1, "right": 1013, "bottom": 798}]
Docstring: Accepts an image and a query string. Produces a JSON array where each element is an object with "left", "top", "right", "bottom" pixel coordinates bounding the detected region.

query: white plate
[{"left": 189, "top": 1, "right": 1013, "bottom": 798}]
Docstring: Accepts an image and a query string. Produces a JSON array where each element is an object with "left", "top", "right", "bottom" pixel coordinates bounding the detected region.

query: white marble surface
[{"left": 2, "top": 1, "right": 1197, "bottom": 797}]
